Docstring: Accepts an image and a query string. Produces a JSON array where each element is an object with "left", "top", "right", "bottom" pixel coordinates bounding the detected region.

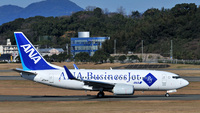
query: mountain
[
  {"left": 0, "top": 5, "right": 23, "bottom": 25},
  {"left": 0, "top": 0, "right": 83, "bottom": 25}
]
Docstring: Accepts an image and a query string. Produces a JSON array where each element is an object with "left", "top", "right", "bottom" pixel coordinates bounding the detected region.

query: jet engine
[{"left": 112, "top": 84, "right": 134, "bottom": 95}]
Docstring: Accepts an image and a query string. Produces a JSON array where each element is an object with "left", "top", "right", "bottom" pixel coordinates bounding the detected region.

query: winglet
[
  {"left": 63, "top": 66, "right": 76, "bottom": 80},
  {"left": 73, "top": 64, "right": 79, "bottom": 70}
]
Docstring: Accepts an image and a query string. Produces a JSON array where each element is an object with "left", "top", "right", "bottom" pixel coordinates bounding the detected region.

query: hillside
[
  {"left": 0, "top": 5, "right": 23, "bottom": 25},
  {"left": 0, "top": 3, "right": 200, "bottom": 59},
  {"left": 0, "top": 0, "right": 83, "bottom": 25}
]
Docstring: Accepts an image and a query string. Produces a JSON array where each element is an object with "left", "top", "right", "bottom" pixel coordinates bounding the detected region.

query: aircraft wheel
[
  {"left": 165, "top": 93, "right": 170, "bottom": 97},
  {"left": 97, "top": 91, "right": 105, "bottom": 98}
]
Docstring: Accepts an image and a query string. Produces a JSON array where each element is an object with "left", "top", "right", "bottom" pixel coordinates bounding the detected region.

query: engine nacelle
[{"left": 112, "top": 84, "right": 134, "bottom": 95}]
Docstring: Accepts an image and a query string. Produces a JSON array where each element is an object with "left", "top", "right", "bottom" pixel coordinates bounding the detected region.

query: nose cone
[{"left": 182, "top": 79, "right": 189, "bottom": 87}]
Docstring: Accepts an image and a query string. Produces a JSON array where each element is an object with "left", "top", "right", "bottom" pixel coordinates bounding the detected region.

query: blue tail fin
[{"left": 14, "top": 32, "right": 58, "bottom": 70}]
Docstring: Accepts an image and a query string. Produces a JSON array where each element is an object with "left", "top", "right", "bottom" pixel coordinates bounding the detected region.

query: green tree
[
  {"left": 92, "top": 50, "right": 110, "bottom": 63},
  {"left": 118, "top": 55, "right": 126, "bottom": 63},
  {"left": 129, "top": 55, "right": 139, "bottom": 60},
  {"left": 131, "top": 11, "right": 140, "bottom": 19},
  {"left": 74, "top": 52, "right": 90, "bottom": 62},
  {"left": 109, "top": 56, "right": 115, "bottom": 63},
  {"left": 57, "top": 52, "right": 69, "bottom": 62},
  {"left": 171, "top": 3, "right": 197, "bottom": 17},
  {"left": 44, "top": 55, "right": 51, "bottom": 62},
  {"left": 143, "top": 8, "right": 160, "bottom": 17},
  {"left": 51, "top": 54, "right": 58, "bottom": 62},
  {"left": 93, "top": 7, "right": 103, "bottom": 18}
]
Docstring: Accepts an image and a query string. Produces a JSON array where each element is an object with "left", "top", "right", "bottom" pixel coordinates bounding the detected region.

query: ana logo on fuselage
[
  {"left": 147, "top": 76, "right": 153, "bottom": 83},
  {"left": 20, "top": 44, "right": 41, "bottom": 64}
]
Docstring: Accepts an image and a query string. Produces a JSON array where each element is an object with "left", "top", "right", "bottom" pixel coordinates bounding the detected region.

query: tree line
[
  {"left": 73, "top": 50, "right": 140, "bottom": 63},
  {"left": 0, "top": 3, "right": 200, "bottom": 60}
]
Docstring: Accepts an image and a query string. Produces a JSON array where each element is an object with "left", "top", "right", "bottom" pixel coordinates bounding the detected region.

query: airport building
[
  {"left": 0, "top": 39, "right": 38, "bottom": 62},
  {"left": 39, "top": 48, "right": 64, "bottom": 56},
  {"left": 71, "top": 32, "right": 110, "bottom": 56},
  {"left": 0, "top": 39, "right": 18, "bottom": 55}
]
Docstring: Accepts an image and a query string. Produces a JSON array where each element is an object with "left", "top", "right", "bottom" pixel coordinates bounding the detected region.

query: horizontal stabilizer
[{"left": 13, "top": 68, "right": 37, "bottom": 75}]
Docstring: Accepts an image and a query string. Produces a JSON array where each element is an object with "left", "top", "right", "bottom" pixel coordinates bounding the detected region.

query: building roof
[
  {"left": 39, "top": 48, "right": 64, "bottom": 53},
  {"left": 71, "top": 37, "right": 110, "bottom": 41}
]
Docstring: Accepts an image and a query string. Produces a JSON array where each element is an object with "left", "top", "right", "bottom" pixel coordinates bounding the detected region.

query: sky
[{"left": 1, "top": 0, "right": 200, "bottom": 14}]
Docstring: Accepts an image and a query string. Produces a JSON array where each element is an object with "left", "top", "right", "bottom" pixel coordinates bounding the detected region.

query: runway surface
[
  {"left": 0, "top": 76, "right": 25, "bottom": 80},
  {"left": 0, "top": 94, "right": 200, "bottom": 101}
]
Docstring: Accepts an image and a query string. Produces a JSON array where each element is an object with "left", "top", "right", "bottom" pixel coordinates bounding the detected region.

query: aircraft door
[
  {"left": 49, "top": 74, "right": 54, "bottom": 83},
  {"left": 162, "top": 74, "right": 167, "bottom": 87}
]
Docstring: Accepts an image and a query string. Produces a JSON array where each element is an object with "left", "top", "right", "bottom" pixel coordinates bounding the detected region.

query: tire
[
  {"left": 97, "top": 91, "right": 105, "bottom": 98},
  {"left": 165, "top": 93, "right": 170, "bottom": 97}
]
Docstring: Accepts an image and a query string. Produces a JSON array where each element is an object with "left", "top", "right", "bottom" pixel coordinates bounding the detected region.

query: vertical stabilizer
[{"left": 14, "top": 32, "right": 58, "bottom": 70}]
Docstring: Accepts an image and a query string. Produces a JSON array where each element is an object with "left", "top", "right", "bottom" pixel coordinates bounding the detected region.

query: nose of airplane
[{"left": 181, "top": 79, "right": 189, "bottom": 87}]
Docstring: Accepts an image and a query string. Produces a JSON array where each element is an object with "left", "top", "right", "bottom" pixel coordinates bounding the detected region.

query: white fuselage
[{"left": 21, "top": 68, "right": 189, "bottom": 92}]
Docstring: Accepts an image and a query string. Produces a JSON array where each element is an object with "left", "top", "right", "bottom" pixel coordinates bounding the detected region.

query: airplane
[{"left": 13, "top": 32, "right": 189, "bottom": 98}]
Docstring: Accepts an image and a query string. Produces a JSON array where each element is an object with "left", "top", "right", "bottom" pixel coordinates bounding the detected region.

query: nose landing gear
[
  {"left": 165, "top": 93, "right": 170, "bottom": 97},
  {"left": 165, "top": 89, "right": 177, "bottom": 97}
]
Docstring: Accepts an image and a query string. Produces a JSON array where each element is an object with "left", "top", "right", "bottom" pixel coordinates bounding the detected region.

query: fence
[{"left": 158, "top": 59, "right": 200, "bottom": 65}]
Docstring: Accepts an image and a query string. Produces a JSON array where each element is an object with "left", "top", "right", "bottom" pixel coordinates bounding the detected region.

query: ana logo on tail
[{"left": 20, "top": 44, "right": 41, "bottom": 64}]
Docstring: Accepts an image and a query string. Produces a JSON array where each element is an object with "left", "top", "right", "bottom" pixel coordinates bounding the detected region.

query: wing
[
  {"left": 63, "top": 66, "right": 114, "bottom": 90},
  {"left": 83, "top": 80, "right": 114, "bottom": 90}
]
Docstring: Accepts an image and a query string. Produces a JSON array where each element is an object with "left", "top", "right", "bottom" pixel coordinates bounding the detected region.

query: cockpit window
[{"left": 172, "top": 76, "right": 181, "bottom": 79}]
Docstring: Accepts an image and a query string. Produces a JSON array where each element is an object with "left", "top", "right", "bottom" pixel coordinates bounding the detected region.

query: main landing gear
[
  {"left": 165, "top": 93, "right": 170, "bottom": 97},
  {"left": 97, "top": 91, "right": 105, "bottom": 98}
]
